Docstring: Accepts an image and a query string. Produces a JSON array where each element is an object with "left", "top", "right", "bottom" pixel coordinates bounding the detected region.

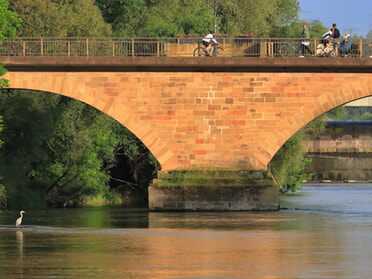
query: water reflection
[
  {"left": 1, "top": 184, "right": 372, "bottom": 278},
  {"left": 16, "top": 230, "right": 23, "bottom": 254},
  {"left": 15, "top": 230, "right": 24, "bottom": 278}
]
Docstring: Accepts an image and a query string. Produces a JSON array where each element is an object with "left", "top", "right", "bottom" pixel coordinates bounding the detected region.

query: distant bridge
[{"left": 305, "top": 121, "right": 372, "bottom": 181}]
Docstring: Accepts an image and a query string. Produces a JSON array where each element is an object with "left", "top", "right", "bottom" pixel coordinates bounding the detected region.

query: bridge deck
[{"left": 1, "top": 56, "right": 371, "bottom": 73}]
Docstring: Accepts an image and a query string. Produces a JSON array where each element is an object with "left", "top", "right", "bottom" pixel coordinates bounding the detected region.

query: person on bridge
[
  {"left": 300, "top": 24, "right": 312, "bottom": 57},
  {"left": 331, "top": 23, "right": 340, "bottom": 39},
  {"left": 321, "top": 28, "right": 333, "bottom": 47},
  {"left": 339, "top": 32, "right": 352, "bottom": 57},
  {"left": 202, "top": 31, "right": 218, "bottom": 54},
  {"left": 331, "top": 23, "right": 341, "bottom": 56}
]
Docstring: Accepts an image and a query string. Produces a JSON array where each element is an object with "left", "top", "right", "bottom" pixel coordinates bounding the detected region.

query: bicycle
[
  {"left": 278, "top": 41, "right": 303, "bottom": 57},
  {"left": 316, "top": 40, "right": 337, "bottom": 57},
  {"left": 193, "top": 43, "right": 224, "bottom": 57}
]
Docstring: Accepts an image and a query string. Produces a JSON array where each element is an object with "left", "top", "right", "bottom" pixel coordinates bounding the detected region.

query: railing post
[
  {"left": 268, "top": 38, "right": 273, "bottom": 57},
  {"left": 40, "top": 38, "right": 43, "bottom": 56},
  {"left": 86, "top": 38, "right": 89, "bottom": 56},
  {"left": 68, "top": 41, "right": 71, "bottom": 57},
  {"left": 313, "top": 39, "right": 316, "bottom": 56},
  {"left": 112, "top": 41, "right": 115, "bottom": 57},
  {"left": 157, "top": 41, "right": 160, "bottom": 57},
  {"left": 131, "top": 38, "right": 135, "bottom": 56},
  {"left": 359, "top": 39, "right": 363, "bottom": 57},
  {"left": 259, "top": 38, "right": 267, "bottom": 58},
  {"left": 22, "top": 41, "right": 26, "bottom": 56}
]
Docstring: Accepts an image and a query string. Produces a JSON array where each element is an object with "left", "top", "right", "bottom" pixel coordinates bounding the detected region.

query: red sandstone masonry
[{"left": 4, "top": 71, "right": 372, "bottom": 171}]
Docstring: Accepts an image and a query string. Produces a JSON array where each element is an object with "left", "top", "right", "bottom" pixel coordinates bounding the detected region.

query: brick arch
[
  {"left": 3, "top": 72, "right": 177, "bottom": 170},
  {"left": 4, "top": 71, "right": 371, "bottom": 171},
  {"left": 266, "top": 74, "right": 372, "bottom": 166}
]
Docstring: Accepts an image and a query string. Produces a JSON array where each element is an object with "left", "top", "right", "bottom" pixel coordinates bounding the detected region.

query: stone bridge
[{"left": 1, "top": 56, "right": 371, "bottom": 210}]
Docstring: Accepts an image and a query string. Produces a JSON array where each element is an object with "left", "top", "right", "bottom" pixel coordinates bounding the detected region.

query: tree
[
  {"left": 269, "top": 131, "right": 311, "bottom": 192},
  {"left": 367, "top": 30, "right": 372, "bottom": 38},
  {"left": 134, "top": 0, "right": 214, "bottom": 36},
  {"left": 277, "top": 19, "right": 327, "bottom": 38},
  {"left": 95, "top": 0, "right": 148, "bottom": 36},
  {"left": 214, "top": 0, "right": 300, "bottom": 37},
  {"left": 0, "top": 0, "right": 21, "bottom": 209},
  {"left": 0, "top": 0, "right": 21, "bottom": 87},
  {"left": 9, "top": 0, "right": 111, "bottom": 37},
  {"left": 0, "top": 0, "right": 21, "bottom": 41},
  {"left": 98, "top": 0, "right": 301, "bottom": 37}
]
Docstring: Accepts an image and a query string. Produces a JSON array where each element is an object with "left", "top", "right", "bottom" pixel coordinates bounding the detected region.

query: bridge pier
[{"left": 148, "top": 168, "right": 279, "bottom": 211}]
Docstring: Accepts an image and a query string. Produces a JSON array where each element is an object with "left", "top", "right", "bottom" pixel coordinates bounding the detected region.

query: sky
[{"left": 298, "top": 0, "right": 372, "bottom": 38}]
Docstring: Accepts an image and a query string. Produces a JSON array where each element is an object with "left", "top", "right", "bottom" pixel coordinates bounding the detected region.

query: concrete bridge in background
[
  {"left": 1, "top": 55, "right": 371, "bottom": 210},
  {"left": 305, "top": 121, "right": 372, "bottom": 182}
]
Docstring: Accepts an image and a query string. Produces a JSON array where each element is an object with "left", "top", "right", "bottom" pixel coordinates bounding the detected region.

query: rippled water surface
[{"left": 1, "top": 183, "right": 372, "bottom": 278}]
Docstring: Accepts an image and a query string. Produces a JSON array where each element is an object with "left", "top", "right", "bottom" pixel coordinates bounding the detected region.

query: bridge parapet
[{"left": 1, "top": 37, "right": 371, "bottom": 58}]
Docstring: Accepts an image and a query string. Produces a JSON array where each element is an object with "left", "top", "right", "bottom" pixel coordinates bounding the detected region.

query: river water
[{"left": 1, "top": 183, "right": 372, "bottom": 279}]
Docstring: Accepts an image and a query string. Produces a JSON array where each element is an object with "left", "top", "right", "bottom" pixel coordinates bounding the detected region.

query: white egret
[{"left": 15, "top": 211, "right": 26, "bottom": 228}]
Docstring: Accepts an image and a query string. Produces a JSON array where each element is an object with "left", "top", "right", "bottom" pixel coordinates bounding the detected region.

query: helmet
[{"left": 210, "top": 30, "right": 215, "bottom": 34}]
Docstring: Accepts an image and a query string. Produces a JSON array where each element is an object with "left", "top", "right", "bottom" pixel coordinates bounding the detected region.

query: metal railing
[{"left": 0, "top": 37, "right": 371, "bottom": 58}]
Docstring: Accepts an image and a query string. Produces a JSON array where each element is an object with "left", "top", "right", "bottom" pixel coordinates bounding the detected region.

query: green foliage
[
  {"left": 0, "top": 0, "right": 21, "bottom": 41},
  {"left": 305, "top": 115, "right": 327, "bottom": 137},
  {"left": 135, "top": 0, "right": 214, "bottom": 36},
  {"left": 93, "top": 0, "right": 302, "bottom": 37},
  {"left": 9, "top": 0, "right": 111, "bottom": 37},
  {"left": 277, "top": 19, "right": 327, "bottom": 38},
  {"left": 7, "top": 189, "right": 46, "bottom": 210},
  {"left": 359, "top": 112, "right": 372, "bottom": 120},
  {"left": 95, "top": 0, "right": 148, "bottom": 36},
  {"left": 0, "top": 90, "right": 158, "bottom": 208},
  {"left": 330, "top": 106, "right": 372, "bottom": 121},
  {"left": 326, "top": 106, "right": 347, "bottom": 120},
  {"left": 0, "top": 0, "right": 21, "bottom": 93},
  {"left": 0, "top": 183, "right": 6, "bottom": 209},
  {"left": 0, "top": 64, "right": 8, "bottom": 88},
  {"left": 155, "top": 168, "right": 269, "bottom": 187},
  {"left": 269, "top": 131, "right": 311, "bottom": 192}
]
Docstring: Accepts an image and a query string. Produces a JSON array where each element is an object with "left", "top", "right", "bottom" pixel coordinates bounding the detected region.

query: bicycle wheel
[
  {"left": 213, "top": 47, "right": 225, "bottom": 57},
  {"left": 193, "top": 47, "right": 206, "bottom": 57},
  {"left": 316, "top": 44, "right": 324, "bottom": 57},
  {"left": 329, "top": 47, "right": 337, "bottom": 57},
  {"left": 279, "top": 45, "right": 295, "bottom": 58}
]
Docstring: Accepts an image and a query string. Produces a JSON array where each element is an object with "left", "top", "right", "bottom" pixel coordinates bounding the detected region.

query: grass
[{"left": 154, "top": 167, "right": 270, "bottom": 187}]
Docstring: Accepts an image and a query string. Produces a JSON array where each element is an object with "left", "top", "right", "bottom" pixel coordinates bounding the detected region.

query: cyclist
[
  {"left": 321, "top": 28, "right": 333, "bottom": 47},
  {"left": 202, "top": 31, "right": 218, "bottom": 54}
]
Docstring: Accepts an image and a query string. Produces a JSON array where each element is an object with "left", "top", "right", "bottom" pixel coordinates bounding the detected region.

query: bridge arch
[
  {"left": 3, "top": 73, "right": 176, "bottom": 170},
  {"left": 3, "top": 64, "right": 371, "bottom": 171},
  {"left": 269, "top": 75, "right": 372, "bottom": 161}
]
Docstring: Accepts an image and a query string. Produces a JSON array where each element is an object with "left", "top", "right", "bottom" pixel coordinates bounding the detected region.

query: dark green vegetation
[
  {"left": 9, "top": 0, "right": 332, "bottom": 38},
  {"left": 0, "top": 90, "right": 159, "bottom": 209},
  {"left": 154, "top": 168, "right": 269, "bottom": 187}
]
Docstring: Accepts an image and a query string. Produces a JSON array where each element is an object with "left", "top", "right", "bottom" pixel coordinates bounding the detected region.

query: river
[{"left": 1, "top": 183, "right": 372, "bottom": 278}]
